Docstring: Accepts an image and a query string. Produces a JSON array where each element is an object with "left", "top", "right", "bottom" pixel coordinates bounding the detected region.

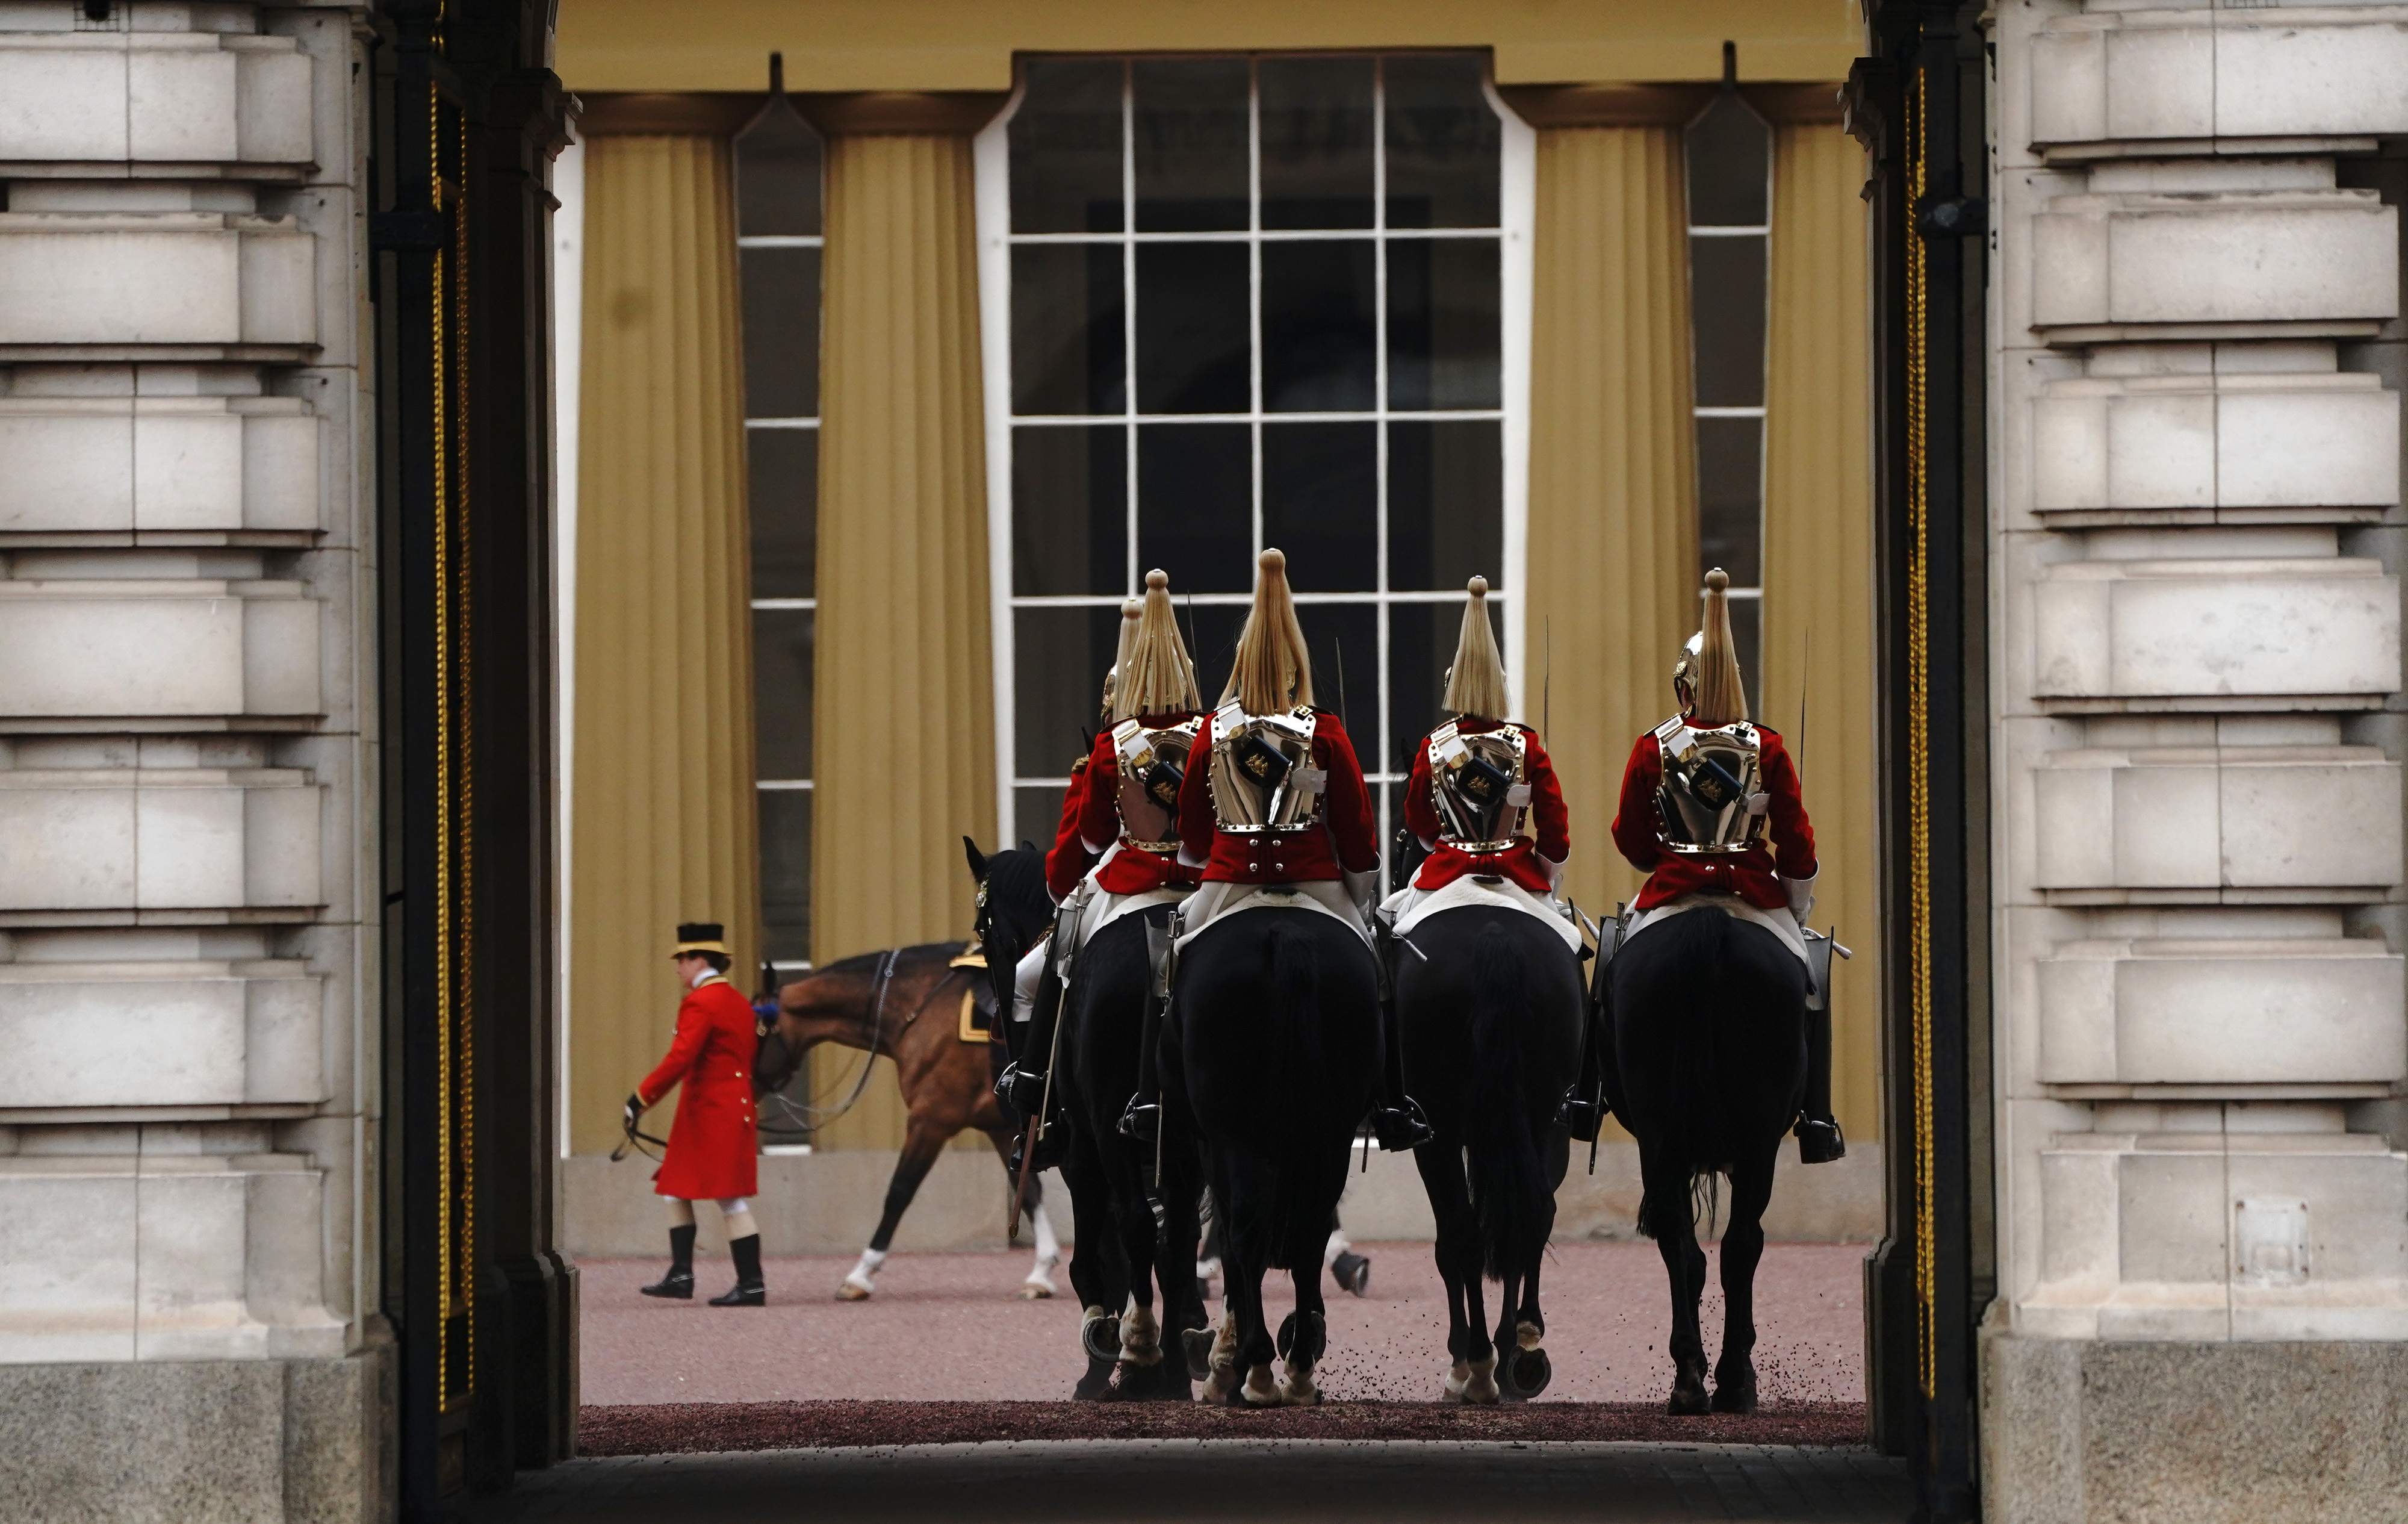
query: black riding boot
[
  {"left": 641, "top": 1224, "right": 696, "bottom": 1299},
  {"left": 1556, "top": 1000, "right": 1609, "bottom": 1142},
  {"left": 999, "top": 963, "right": 1069, "bottom": 1160},
  {"left": 1118, "top": 989, "right": 1164, "bottom": 1144},
  {"left": 1794, "top": 1007, "right": 1846, "bottom": 1163},
  {"left": 1370, "top": 999, "right": 1433, "bottom": 1152},
  {"left": 710, "top": 1232, "right": 766, "bottom": 1307}
]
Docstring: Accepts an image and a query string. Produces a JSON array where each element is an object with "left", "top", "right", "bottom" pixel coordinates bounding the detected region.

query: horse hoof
[
  {"left": 834, "top": 1278, "right": 872, "bottom": 1302},
  {"left": 1668, "top": 1371, "right": 1711, "bottom": 1416},
  {"left": 1020, "top": 1279, "right": 1055, "bottom": 1300},
  {"left": 1240, "top": 1364, "right": 1283, "bottom": 1407},
  {"left": 1182, "top": 1327, "right": 1217, "bottom": 1383},
  {"left": 1279, "top": 1370, "right": 1323, "bottom": 1407},
  {"left": 1332, "top": 1251, "right": 1372, "bottom": 1298},
  {"left": 1500, "top": 1346, "right": 1553, "bottom": 1402},
  {"left": 1711, "top": 1376, "right": 1758, "bottom": 1414},
  {"left": 1081, "top": 1313, "right": 1124, "bottom": 1364}
]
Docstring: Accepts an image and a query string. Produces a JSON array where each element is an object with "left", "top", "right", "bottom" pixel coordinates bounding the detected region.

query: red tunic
[
  {"left": 1070, "top": 712, "right": 1206, "bottom": 897},
  {"left": 638, "top": 975, "right": 761, "bottom": 1200},
  {"left": 1042, "top": 754, "right": 1095, "bottom": 904},
  {"left": 1403, "top": 718, "right": 1571, "bottom": 894},
  {"left": 1176, "top": 708, "right": 1380, "bottom": 883},
  {"left": 1610, "top": 724, "right": 1816, "bottom": 912}
]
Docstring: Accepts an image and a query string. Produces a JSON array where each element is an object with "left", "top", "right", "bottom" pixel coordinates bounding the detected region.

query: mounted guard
[
  {"left": 1163, "top": 548, "right": 1391, "bottom": 1406},
  {"left": 1381, "top": 575, "right": 1586, "bottom": 1402},
  {"left": 1609, "top": 567, "right": 1843, "bottom": 1164}
]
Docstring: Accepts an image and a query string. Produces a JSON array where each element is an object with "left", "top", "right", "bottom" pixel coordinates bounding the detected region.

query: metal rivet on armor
[{"left": 1248, "top": 862, "right": 1259, "bottom": 873}]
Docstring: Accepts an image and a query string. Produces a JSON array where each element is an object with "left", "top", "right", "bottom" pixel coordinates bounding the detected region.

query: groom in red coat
[{"left": 625, "top": 921, "right": 768, "bottom": 1306}]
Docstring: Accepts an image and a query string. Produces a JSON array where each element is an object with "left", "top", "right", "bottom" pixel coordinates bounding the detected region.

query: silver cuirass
[
  {"left": 1111, "top": 715, "right": 1200, "bottom": 852},
  {"left": 1206, "top": 700, "right": 1325, "bottom": 835},
  {"left": 1652, "top": 715, "right": 1769, "bottom": 855},
  {"left": 1427, "top": 719, "right": 1533, "bottom": 853}
]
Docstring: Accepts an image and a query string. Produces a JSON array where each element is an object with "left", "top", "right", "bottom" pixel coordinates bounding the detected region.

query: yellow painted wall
[{"left": 556, "top": 0, "right": 1862, "bottom": 94}]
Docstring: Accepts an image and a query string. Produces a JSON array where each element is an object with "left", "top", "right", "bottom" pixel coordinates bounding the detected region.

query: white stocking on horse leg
[
  {"left": 1445, "top": 1352, "right": 1500, "bottom": 1405},
  {"left": 1278, "top": 1352, "right": 1320, "bottom": 1407},
  {"left": 1241, "top": 1362, "right": 1283, "bottom": 1407},
  {"left": 837, "top": 1246, "right": 885, "bottom": 1301},
  {"left": 1199, "top": 1314, "right": 1241, "bottom": 1404},
  {"left": 1118, "top": 1302, "right": 1162, "bottom": 1367},
  {"left": 1021, "top": 1196, "right": 1061, "bottom": 1298}
]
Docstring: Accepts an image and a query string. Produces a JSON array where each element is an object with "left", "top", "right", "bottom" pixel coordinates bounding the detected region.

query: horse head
[{"left": 964, "top": 835, "right": 1049, "bottom": 1016}]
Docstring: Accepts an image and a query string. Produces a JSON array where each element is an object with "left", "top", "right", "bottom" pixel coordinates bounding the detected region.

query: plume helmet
[
  {"left": 1439, "top": 575, "right": 1510, "bottom": 723},
  {"left": 1223, "top": 548, "right": 1314, "bottom": 714},
  {"left": 1099, "top": 597, "right": 1141, "bottom": 720},
  {"left": 1113, "top": 569, "right": 1203, "bottom": 721},
  {"left": 1674, "top": 568, "right": 1750, "bottom": 725}
]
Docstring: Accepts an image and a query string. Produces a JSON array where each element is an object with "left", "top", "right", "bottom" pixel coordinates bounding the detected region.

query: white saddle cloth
[
  {"left": 1173, "top": 877, "right": 1370, "bottom": 954},
  {"left": 1380, "top": 873, "right": 1583, "bottom": 953},
  {"left": 1624, "top": 891, "right": 1809, "bottom": 968},
  {"left": 1065, "top": 841, "right": 1192, "bottom": 954}
]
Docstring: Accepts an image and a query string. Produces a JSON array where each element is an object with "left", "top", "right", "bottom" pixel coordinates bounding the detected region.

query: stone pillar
[
  {"left": 1759, "top": 104, "right": 1883, "bottom": 1143},
  {"left": 565, "top": 129, "right": 760, "bottom": 1158},
  {"left": 1506, "top": 87, "right": 1702, "bottom": 915},
  {"left": 807, "top": 99, "right": 1001, "bottom": 1149},
  {"left": 0, "top": 4, "right": 386, "bottom": 1518},
  {"left": 1989, "top": 4, "right": 2408, "bottom": 1516}
]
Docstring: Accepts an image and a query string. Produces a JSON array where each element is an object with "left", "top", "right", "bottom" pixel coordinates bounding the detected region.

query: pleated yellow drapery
[
  {"left": 1758, "top": 118, "right": 1882, "bottom": 1142},
  {"left": 810, "top": 131, "right": 998, "bottom": 1149},
  {"left": 569, "top": 134, "right": 760, "bottom": 1157},
  {"left": 1524, "top": 125, "right": 1699, "bottom": 917}
]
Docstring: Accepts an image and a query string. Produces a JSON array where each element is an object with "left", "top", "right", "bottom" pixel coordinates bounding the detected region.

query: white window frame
[
  {"left": 1684, "top": 95, "right": 1775, "bottom": 627},
  {"left": 974, "top": 54, "right": 1534, "bottom": 849}
]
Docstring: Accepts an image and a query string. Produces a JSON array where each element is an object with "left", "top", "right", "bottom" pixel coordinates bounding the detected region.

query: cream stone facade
[
  {"left": 0, "top": 2, "right": 386, "bottom": 1519},
  {"left": 1987, "top": 1, "right": 2408, "bottom": 1516}
]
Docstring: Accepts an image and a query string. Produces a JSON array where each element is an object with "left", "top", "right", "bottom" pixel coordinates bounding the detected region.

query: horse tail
[
  {"left": 1468, "top": 922, "right": 1549, "bottom": 1281},
  {"left": 1629, "top": 907, "right": 1732, "bottom": 1242},
  {"left": 1229, "top": 918, "right": 1326, "bottom": 1273}
]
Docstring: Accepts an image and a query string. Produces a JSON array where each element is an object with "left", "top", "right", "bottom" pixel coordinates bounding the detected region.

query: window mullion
[
  {"left": 1248, "top": 56, "right": 1265, "bottom": 564},
  {"left": 1373, "top": 55, "right": 1394, "bottom": 795},
  {"left": 1122, "top": 61, "right": 1140, "bottom": 600}
]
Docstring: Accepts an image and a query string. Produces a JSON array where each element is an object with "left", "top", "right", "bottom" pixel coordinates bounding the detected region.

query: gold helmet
[
  {"left": 1675, "top": 568, "right": 1749, "bottom": 725},
  {"left": 1099, "top": 597, "right": 1141, "bottom": 720}
]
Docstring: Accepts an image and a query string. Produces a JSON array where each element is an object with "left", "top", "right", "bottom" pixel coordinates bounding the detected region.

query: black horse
[
  {"left": 1395, "top": 905, "right": 1584, "bottom": 1402},
  {"left": 1610, "top": 904, "right": 1808, "bottom": 1414},
  {"left": 1166, "top": 906, "right": 1381, "bottom": 1405},
  {"left": 966, "top": 840, "right": 1126, "bottom": 1399}
]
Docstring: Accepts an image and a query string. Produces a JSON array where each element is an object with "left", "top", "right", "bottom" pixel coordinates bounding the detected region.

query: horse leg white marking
[
  {"left": 837, "top": 1246, "right": 885, "bottom": 1301},
  {"left": 1462, "top": 1351, "right": 1501, "bottom": 1405},
  {"left": 1241, "top": 1362, "right": 1282, "bottom": 1407},
  {"left": 1444, "top": 1358, "right": 1471, "bottom": 1402},
  {"left": 1119, "top": 1301, "right": 1163, "bottom": 1366},
  {"left": 1021, "top": 1196, "right": 1061, "bottom": 1298},
  {"left": 1517, "top": 1319, "right": 1542, "bottom": 1352},
  {"left": 1199, "top": 1314, "right": 1241, "bottom": 1403},
  {"left": 1279, "top": 1351, "right": 1320, "bottom": 1407}
]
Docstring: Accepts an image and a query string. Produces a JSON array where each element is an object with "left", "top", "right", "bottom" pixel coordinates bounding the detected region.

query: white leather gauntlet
[{"left": 1784, "top": 868, "right": 1819, "bottom": 927}]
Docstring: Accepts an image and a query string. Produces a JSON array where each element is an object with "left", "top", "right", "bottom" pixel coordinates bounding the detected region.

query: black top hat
[{"left": 672, "top": 922, "right": 728, "bottom": 957}]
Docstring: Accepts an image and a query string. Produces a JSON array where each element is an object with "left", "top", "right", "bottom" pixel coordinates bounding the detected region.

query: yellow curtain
[
  {"left": 1759, "top": 119, "right": 1881, "bottom": 1142},
  {"left": 810, "top": 131, "right": 997, "bottom": 1149},
  {"left": 1524, "top": 125, "right": 1699, "bottom": 918},
  {"left": 568, "top": 134, "right": 760, "bottom": 1156}
]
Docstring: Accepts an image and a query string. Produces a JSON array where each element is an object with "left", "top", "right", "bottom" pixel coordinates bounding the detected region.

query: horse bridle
[{"left": 758, "top": 946, "right": 920, "bottom": 1134}]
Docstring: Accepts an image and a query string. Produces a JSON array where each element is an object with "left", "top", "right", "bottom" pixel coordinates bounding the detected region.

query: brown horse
[{"left": 752, "top": 944, "right": 1063, "bottom": 1301}]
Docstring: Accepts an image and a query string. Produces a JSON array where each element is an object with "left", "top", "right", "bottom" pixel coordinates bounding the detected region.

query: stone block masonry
[
  {"left": 1991, "top": 1, "right": 2408, "bottom": 1515},
  {"left": 0, "top": 4, "right": 386, "bottom": 1520}
]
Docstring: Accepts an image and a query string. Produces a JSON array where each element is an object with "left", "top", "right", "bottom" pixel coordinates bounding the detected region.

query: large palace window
[
  {"left": 736, "top": 95, "right": 824, "bottom": 969},
  {"left": 979, "top": 53, "right": 1530, "bottom": 874},
  {"left": 1684, "top": 87, "right": 1771, "bottom": 682}
]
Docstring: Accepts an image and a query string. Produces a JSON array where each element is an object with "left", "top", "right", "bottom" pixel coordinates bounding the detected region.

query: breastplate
[
  {"left": 1206, "top": 701, "right": 1325, "bottom": 835},
  {"left": 1652, "top": 716, "right": 1769, "bottom": 856},
  {"left": 1427, "top": 719, "right": 1532, "bottom": 853},
  {"left": 1110, "top": 715, "right": 1200, "bottom": 852}
]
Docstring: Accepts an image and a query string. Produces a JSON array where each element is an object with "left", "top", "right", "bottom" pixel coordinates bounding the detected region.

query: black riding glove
[
  {"left": 623, "top": 1091, "right": 646, "bottom": 1130},
  {"left": 996, "top": 1062, "right": 1048, "bottom": 1121}
]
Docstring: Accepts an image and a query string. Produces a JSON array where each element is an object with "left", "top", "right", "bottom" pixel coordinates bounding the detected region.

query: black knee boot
[
  {"left": 1556, "top": 1000, "right": 1608, "bottom": 1142},
  {"left": 1370, "top": 998, "right": 1433, "bottom": 1152},
  {"left": 710, "top": 1232, "right": 766, "bottom": 1307},
  {"left": 1794, "top": 1007, "right": 1846, "bottom": 1163},
  {"left": 642, "top": 1224, "right": 696, "bottom": 1299}
]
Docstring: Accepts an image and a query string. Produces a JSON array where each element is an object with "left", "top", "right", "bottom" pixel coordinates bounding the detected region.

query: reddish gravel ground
[{"left": 582, "top": 1240, "right": 1866, "bottom": 1412}]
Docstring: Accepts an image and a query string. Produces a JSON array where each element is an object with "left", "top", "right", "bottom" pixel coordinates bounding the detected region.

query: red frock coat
[
  {"left": 1402, "top": 718, "right": 1571, "bottom": 893},
  {"left": 638, "top": 974, "right": 761, "bottom": 1200},
  {"left": 1176, "top": 708, "right": 1380, "bottom": 883},
  {"left": 1610, "top": 724, "right": 1816, "bottom": 912},
  {"left": 1042, "top": 754, "right": 1094, "bottom": 904},
  {"left": 1070, "top": 712, "right": 1206, "bottom": 897}
]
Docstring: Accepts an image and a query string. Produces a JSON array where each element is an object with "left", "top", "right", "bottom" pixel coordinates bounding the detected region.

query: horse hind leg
[
  {"left": 839, "top": 1116, "right": 948, "bottom": 1299},
  {"left": 1711, "top": 1144, "right": 1778, "bottom": 1413},
  {"left": 1640, "top": 1143, "right": 1711, "bottom": 1414},
  {"left": 1020, "top": 1177, "right": 1061, "bottom": 1299}
]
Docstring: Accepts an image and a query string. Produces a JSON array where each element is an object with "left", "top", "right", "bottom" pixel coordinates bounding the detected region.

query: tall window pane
[
  {"left": 737, "top": 96, "right": 824, "bottom": 968},
  {"left": 1684, "top": 90, "right": 1771, "bottom": 688},
  {"left": 998, "top": 54, "right": 1518, "bottom": 882}
]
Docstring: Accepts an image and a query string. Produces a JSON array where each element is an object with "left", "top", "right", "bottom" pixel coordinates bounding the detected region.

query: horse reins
[{"left": 761, "top": 947, "right": 923, "bottom": 1133}]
